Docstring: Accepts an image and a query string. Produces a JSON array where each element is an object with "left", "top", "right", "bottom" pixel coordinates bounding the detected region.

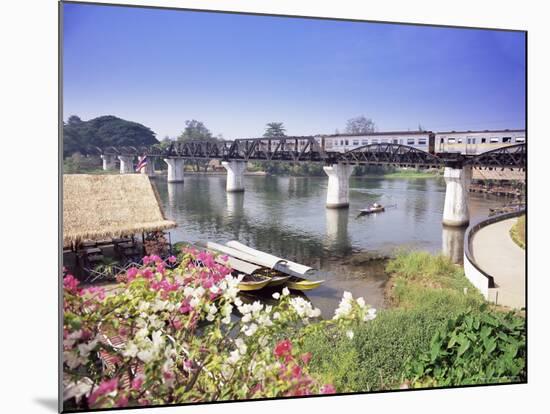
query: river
[{"left": 153, "top": 174, "right": 505, "bottom": 317}]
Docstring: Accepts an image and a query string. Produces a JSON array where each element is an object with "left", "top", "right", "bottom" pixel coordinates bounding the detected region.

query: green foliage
[
  {"left": 302, "top": 308, "right": 450, "bottom": 391},
  {"left": 404, "top": 307, "right": 526, "bottom": 387},
  {"left": 510, "top": 215, "right": 526, "bottom": 249},
  {"left": 345, "top": 116, "right": 375, "bottom": 134},
  {"left": 263, "top": 122, "right": 286, "bottom": 138},
  {"left": 63, "top": 115, "right": 158, "bottom": 157},
  {"left": 385, "top": 251, "right": 484, "bottom": 311}
]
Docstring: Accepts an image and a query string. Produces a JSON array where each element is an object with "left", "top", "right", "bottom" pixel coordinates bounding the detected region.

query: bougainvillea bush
[{"left": 63, "top": 248, "right": 376, "bottom": 410}]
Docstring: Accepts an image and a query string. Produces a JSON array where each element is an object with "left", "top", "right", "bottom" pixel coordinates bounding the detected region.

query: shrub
[
  {"left": 386, "top": 251, "right": 484, "bottom": 311},
  {"left": 302, "top": 307, "right": 453, "bottom": 391},
  {"left": 63, "top": 250, "right": 376, "bottom": 410},
  {"left": 403, "top": 307, "right": 526, "bottom": 387}
]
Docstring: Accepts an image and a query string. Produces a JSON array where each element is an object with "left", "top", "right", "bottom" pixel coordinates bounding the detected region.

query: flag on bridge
[{"left": 136, "top": 156, "right": 148, "bottom": 172}]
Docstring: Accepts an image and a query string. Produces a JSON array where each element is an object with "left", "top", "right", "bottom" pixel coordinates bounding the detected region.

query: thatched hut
[{"left": 63, "top": 174, "right": 176, "bottom": 247}]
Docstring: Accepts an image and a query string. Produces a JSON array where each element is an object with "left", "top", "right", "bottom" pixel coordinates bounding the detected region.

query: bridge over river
[{"left": 95, "top": 138, "right": 525, "bottom": 228}]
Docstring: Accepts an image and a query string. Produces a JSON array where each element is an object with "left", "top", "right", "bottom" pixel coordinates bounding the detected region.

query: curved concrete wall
[{"left": 463, "top": 209, "right": 525, "bottom": 302}]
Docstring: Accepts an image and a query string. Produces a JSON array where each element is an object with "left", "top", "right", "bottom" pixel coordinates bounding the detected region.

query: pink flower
[
  {"left": 88, "top": 378, "right": 118, "bottom": 406},
  {"left": 126, "top": 267, "right": 138, "bottom": 282},
  {"left": 172, "top": 319, "right": 183, "bottom": 330},
  {"left": 291, "top": 365, "right": 302, "bottom": 379},
  {"left": 63, "top": 275, "right": 80, "bottom": 294},
  {"left": 142, "top": 256, "right": 152, "bottom": 265},
  {"left": 300, "top": 352, "right": 312, "bottom": 365},
  {"left": 320, "top": 384, "right": 336, "bottom": 394},
  {"left": 274, "top": 339, "right": 292, "bottom": 359},
  {"left": 168, "top": 255, "right": 177, "bottom": 263},
  {"left": 131, "top": 375, "right": 144, "bottom": 391},
  {"left": 116, "top": 395, "right": 128, "bottom": 407},
  {"left": 141, "top": 268, "right": 153, "bottom": 279}
]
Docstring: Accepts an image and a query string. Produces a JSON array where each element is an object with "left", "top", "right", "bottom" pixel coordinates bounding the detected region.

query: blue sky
[{"left": 63, "top": 2, "right": 526, "bottom": 139}]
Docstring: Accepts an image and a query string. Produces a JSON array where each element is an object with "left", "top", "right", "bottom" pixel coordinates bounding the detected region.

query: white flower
[
  {"left": 137, "top": 349, "right": 155, "bottom": 364},
  {"left": 208, "top": 304, "right": 218, "bottom": 315},
  {"left": 222, "top": 316, "right": 232, "bottom": 324},
  {"left": 242, "top": 313, "right": 252, "bottom": 323},
  {"left": 189, "top": 297, "right": 200, "bottom": 308},
  {"left": 210, "top": 285, "right": 220, "bottom": 294},
  {"left": 152, "top": 299, "right": 168, "bottom": 312},
  {"left": 282, "top": 287, "right": 290, "bottom": 296},
  {"left": 194, "top": 286, "right": 206, "bottom": 297},
  {"left": 206, "top": 314, "right": 215, "bottom": 322},
  {"left": 364, "top": 307, "right": 377, "bottom": 321},
  {"left": 234, "top": 297, "right": 243, "bottom": 307},
  {"left": 235, "top": 338, "right": 247, "bottom": 354},
  {"left": 258, "top": 336, "right": 269, "bottom": 347},
  {"left": 228, "top": 349, "right": 240, "bottom": 364},
  {"left": 343, "top": 291, "right": 353, "bottom": 301},
  {"left": 244, "top": 323, "right": 258, "bottom": 336},
  {"left": 77, "top": 337, "right": 99, "bottom": 358},
  {"left": 138, "top": 301, "right": 150, "bottom": 312},
  {"left": 152, "top": 330, "right": 164, "bottom": 351},
  {"left": 122, "top": 342, "right": 139, "bottom": 358},
  {"left": 346, "top": 330, "right": 354, "bottom": 340},
  {"left": 273, "top": 312, "right": 281, "bottom": 320},
  {"left": 272, "top": 292, "right": 281, "bottom": 300},
  {"left": 251, "top": 301, "right": 263, "bottom": 313},
  {"left": 356, "top": 297, "right": 366, "bottom": 308}
]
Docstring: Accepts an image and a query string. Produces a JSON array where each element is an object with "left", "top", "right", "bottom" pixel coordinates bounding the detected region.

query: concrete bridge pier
[
  {"left": 222, "top": 160, "right": 246, "bottom": 192},
  {"left": 164, "top": 158, "right": 185, "bottom": 183},
  {"left": 323, "top": 163, "right": 354, "bottom": 208},
  {"left": 442, "top": 165, "right": 472, "bottom": 227},
  {"left": 139, "top": 156, "right": 155, "bottom": 177},
  {"left": 118, "top": 156, "right": 134, "bottom": 174},
  {"left": 100, "top": 154, "right": 116, "bottom": 171}
]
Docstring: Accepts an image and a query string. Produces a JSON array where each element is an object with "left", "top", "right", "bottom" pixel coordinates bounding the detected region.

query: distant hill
[{"left": 63, "top": 115, "right": 159, "bottom": 157}]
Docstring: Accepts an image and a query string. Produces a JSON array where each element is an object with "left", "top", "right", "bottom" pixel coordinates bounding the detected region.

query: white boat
[{"left": 226, "top": 240, "right": 315, "bottom": 277}]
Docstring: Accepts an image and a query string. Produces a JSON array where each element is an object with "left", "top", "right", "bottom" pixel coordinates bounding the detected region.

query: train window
[
  {"left": 490, "top": 137, "right": 500, "bottom": 143},
  {"left": 345, "top": 140, "right": 349, "bottom": 145},
  {"left": 340, "top": 140, "right": 344, "bottom": 146},
  {"left": 361, "top": 139, "right": 368, "bottom": 145},
  {"left": 516, "top": 137, "right": 525, "bottom": 143},
  {"left": 418, "top": 139, "right": 427, "bottom": 145},
  {"left": 399, "top": 139, "right": 404, "bottom": 144},
  {"left": 371, "top": 139, "right": 379, "bottom": 144},
  {"left": 472, "top": 138, "right": 476, "bottom": 144},
  {"left": 457, "top": 138, "right": 463, "bottom": 144},
  {"left": 447, "top": 138, "right": 456, "bottom": 144},
  {"left": 407, "top": 138, "right": 415, "bottom": 145},
  {"left": 352, "top": 140, "right": 359, "bottom": 146},
  {"left": 392, "top": 139, "right": 399, "bottom": 144},
  {"left": 481, "top": 138, "right": 486, "bottom": 143},
  {"left": 440, "top": 138, "right": 444, "bottom": 143},
  {"left": 502, "top": 137, "right": 512, "bottom": 143}
]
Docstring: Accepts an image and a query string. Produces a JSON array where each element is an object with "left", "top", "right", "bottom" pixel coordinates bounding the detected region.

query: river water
[{"left": 153, "top": 175, "right": 504, "bottom": 317}]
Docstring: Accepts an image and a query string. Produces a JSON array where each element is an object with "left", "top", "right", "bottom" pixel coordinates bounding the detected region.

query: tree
[
  {"left": 177, "top": 120, "right": 215, "bottom": 142},
  {"left": 67, "top": 115, "right": 83, "bottom": 125},
  {"left": 263, "top": 122, "right": 286, "bottom": 138},
  {"left": 62, "top": 115, "right": 158, "bottom": 157},
  {"left": 345, "top": 116, "right": 376, "bottom": 134},
  {"left": 177, "top": 120, "right": 219, "bottom": 172}
]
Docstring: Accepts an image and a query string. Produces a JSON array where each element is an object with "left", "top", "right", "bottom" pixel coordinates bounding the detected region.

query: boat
[
  {"left": 237, "top": 274, "right": 271, "bottom": 291},
  {"left": 286, "top": 276, "right": 325, "bottom": 291},
  {"left": 359, "top": 203, "right": 385, "bottom": 215}
]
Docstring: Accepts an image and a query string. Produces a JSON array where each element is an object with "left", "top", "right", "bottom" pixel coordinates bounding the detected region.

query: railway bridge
[{"left": 94, "top": 137, "right": 526, "bottom": 227}]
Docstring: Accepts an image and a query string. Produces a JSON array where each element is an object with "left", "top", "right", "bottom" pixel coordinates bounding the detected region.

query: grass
[
  {"left": 510, "top": 215, "right": 525, "bottom": 249},
  {"left": 302, "top": 251, "right": 486, "bottom": 391},
  {"left": 381, "top": 169, "right": 440, "bottom": 179}
]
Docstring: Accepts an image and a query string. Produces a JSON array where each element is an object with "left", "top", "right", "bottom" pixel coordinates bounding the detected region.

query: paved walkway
[{"left": 471, "top": 217, "right": 526, "bottom": 309}]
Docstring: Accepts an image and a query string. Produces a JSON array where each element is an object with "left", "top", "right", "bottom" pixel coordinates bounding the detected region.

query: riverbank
[{"left": 301, "top": 251, "right": 526, "bottom": 391}]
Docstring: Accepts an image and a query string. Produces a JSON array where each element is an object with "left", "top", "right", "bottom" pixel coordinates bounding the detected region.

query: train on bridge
[{"left": 314, "top": 128, "right": 525, "bottom": 156}]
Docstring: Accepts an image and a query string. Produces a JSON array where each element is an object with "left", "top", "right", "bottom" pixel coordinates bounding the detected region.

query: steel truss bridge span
[{"left": 96, "top": 138, "right": 525, "bottom": 169}]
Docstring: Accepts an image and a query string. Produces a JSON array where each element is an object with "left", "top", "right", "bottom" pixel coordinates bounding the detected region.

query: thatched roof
[{"left": 63, "top": 174, "right": 176, "bottom": 246}]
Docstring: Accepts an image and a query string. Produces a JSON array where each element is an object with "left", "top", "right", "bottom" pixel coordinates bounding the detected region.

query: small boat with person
[{"left": 359, "top": 202, "right": 385, "bottom": 215}]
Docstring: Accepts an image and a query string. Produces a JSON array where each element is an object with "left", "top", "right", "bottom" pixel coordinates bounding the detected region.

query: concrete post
[
  {"left": 323, "top": 163, "right": 354, "bottom": 208},
  {"left": 222, "top": 160, "right": 246, "bottom": 192},
  {"left": 138, "top": 156, "right": 155, "bottom": 177},
  {"left": 118, "top": 156, "right": 134, "bottom": 174},
  {"left": 163, "top": 158, "right": 185, "bottom": 183},
  {"left": 325, "top": 208, "right": 350, "bottom": 250},
  {"left": 100, "top": 154, "right": 116, "bottom": 171},
  {"left": 441, "top": 226, "right": 465, "bottom": 264},
  {"left": 442, "top": 166, "right": 471, "bottom": 227}
]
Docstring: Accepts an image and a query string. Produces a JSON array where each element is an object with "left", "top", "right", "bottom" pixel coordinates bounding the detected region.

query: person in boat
[{"left": 372, "top": 202, "right": 380, "bottom": 209}]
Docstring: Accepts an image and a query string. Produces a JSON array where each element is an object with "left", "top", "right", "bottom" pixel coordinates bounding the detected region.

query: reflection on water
[{"left": 153, "top": 175, "right": 505, "bottom": 315}]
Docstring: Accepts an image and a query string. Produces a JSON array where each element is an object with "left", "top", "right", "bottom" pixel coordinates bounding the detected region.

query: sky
[{"left": 63, "top": 2, "right": 526, "bottom": 140}]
